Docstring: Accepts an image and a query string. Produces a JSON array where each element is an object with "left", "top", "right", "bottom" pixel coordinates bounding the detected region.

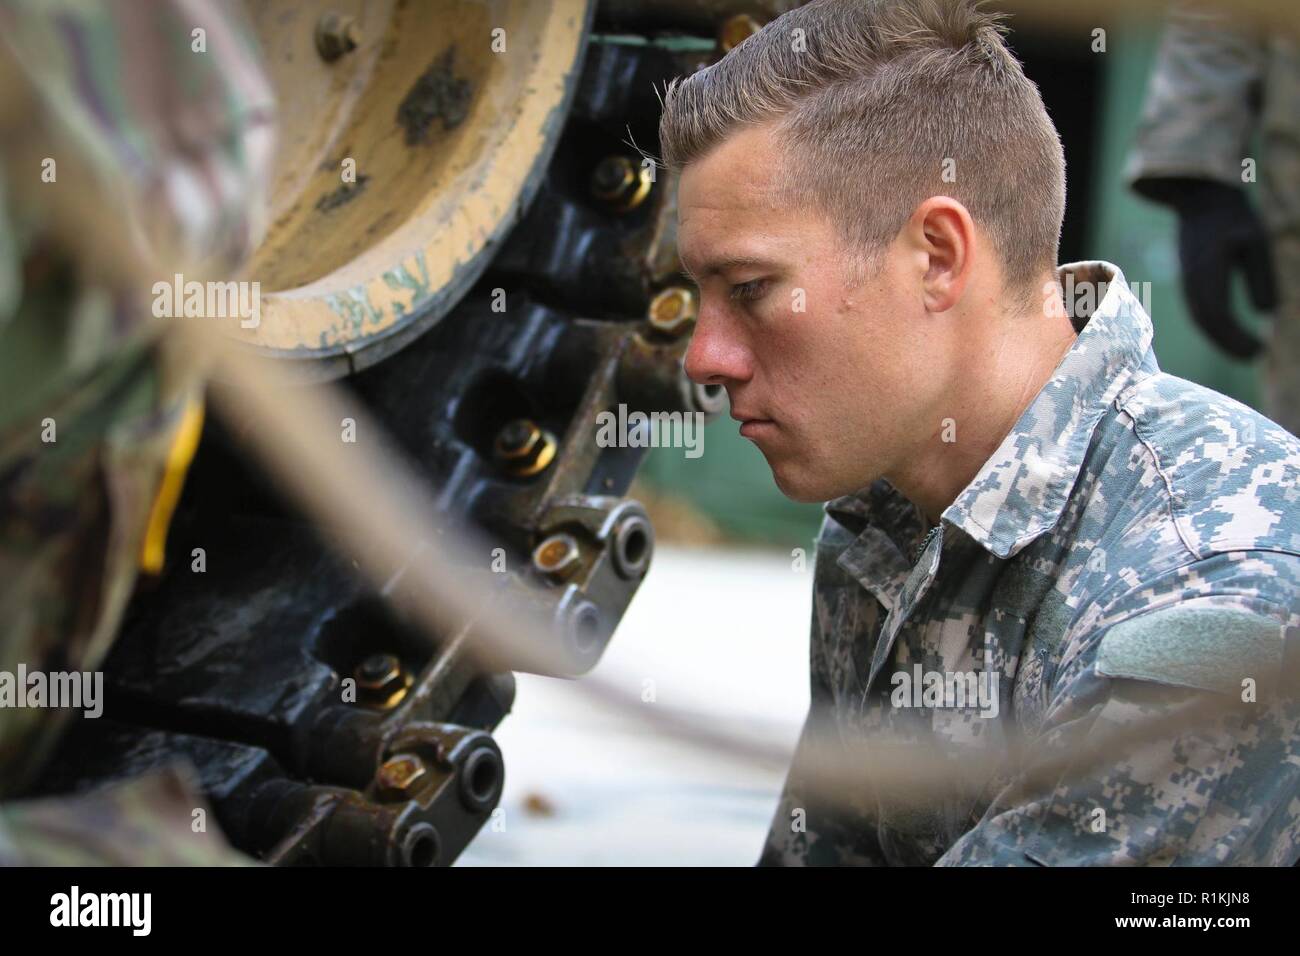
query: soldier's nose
[{"left": 684, "top": 317, "right": 750, "bottom": 386}]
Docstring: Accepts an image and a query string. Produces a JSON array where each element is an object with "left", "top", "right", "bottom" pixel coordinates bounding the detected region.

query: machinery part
[
  {"left": 486, "top": 39, "right": 719, "bottom": 320},
  {"left": 611, "top": 511, "right": 653, "bottom": 580},
  {"left": 533, "top": 533, "right": 584, "bottom": 581},
  {"left": 718, "top": 13, "right": 763, "bottom": 51},
  {"left": 494, "top": 419, "right": 559, "bottom": 477},
  {"left": 564, "top": 598, "right": 606, "bottom": 660},
  {"left": 227, "top": 0, "right": 596, "bottom": 378},
  {"left": 354, "top": 653, "right": 413, "bottom": 710},
  {"left": 458, "top": 745, "right": 504, "bottom": 812},
  {"left": 315, "top": 12, "right": 362, "bottom": 61},
  {"left": 399, "top": 824, "right": 441, "bottom": 868},
  {"left": 647, "top": 285, "right": 698, "bottom": 337},
  {"left": 590, "top": 154, "right": 655, "bottom": 212},
  {"left": 376, "top": 754, "right": 428, "bottom": 795},
  {"left": 495, "top": 495, "right": 658, "bottom": 676},
  {"left": 28, "top": 11, "right": 728, "bottom": 866},
  {"left": 595, "top": 0, "right": 799, "bottom": 33},
  {"left": 619, "top": 323, "right": 729, "bottom": 417}
]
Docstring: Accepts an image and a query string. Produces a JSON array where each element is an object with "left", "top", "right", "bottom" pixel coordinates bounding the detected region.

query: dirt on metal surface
[
  {"left": 397, "top": 47, "right": 474, "bottom": 147},
  {"left": 231, "top": 0, "right": 593, "bottom": 369},
  {"left": 315, "top": 174, "right": 371, "bottom": 213}
]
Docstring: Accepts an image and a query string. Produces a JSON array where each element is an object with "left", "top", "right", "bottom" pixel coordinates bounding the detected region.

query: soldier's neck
[{"left": 888, "top": 278, "right": 1076, "bottom": 526}]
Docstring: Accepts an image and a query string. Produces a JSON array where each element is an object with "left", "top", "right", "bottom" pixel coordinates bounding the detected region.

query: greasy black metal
[
  {"left": 487, "top": 38, "right": 714, "bottom": 321},
  {"left": 595, "top": 0, "right": 801, "bottom": 33},
  {"left": 29, "top": 22, "right": 723, "bottom": 866}
]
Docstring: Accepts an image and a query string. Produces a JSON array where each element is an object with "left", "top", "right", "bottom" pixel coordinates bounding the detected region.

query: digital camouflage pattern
[
  {"left": 0, "top": 764, "right": 249, "bottom": 866},
  {"left": 1127, "top": 0, "right": 1300, "bottom": 436},
  {"left": 760, "top": 262, "right": 1300, "bottom": 866},
  {"left": 0, "top": 0, "right": 274, "bottom": 864}
]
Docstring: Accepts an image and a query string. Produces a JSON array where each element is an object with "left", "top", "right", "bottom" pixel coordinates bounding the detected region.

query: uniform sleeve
[
  {"left": 756, "top": 692, "right": 891, "bottom": 865},
  {"left": 0, "top": 0, "right": 277, "bottom": 283},
  {"left": 0, "top": 0, "right": 276, "bottom": 862},
  {"left": 757, "top": 519, "right": 890, "bottom": 866},
  {"left": 0, "top": 765, "right": 253, "bottom": 866},
  {"left": 935, "top": 603, "right": 1299, "bottom": 866},
  {"left": 1126, "top": 1, "right": 1268, "bottom": 196}
]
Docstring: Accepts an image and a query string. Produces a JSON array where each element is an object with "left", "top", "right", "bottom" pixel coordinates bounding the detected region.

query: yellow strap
[{"left": 139, "top": 396, "right": 205, "bottom": 574}]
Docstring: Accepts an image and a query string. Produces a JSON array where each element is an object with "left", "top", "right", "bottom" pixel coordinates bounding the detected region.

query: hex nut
[{"left": 648, "top": 286, "right": 697, "bottom": 336}]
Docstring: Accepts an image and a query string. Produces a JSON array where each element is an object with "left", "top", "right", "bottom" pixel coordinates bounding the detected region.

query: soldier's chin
[{"left": 769, "top": 460, "right": 831, "bottom": 504}]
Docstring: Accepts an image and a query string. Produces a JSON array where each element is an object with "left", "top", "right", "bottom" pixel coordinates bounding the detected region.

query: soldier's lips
[{"left": 737, "top": 418, "right": 775, "bottom": 439}]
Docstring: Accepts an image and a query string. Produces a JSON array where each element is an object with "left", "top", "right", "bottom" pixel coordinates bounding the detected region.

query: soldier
[
  {"left": 659, "top": 0, "right": 1299, "bottom": 864},
  {"left": 0, "top": 0, "right": 275, "bottom": 863},
  {"left": 1128, "top": 0, "right": 1299, "bottom": 436}
]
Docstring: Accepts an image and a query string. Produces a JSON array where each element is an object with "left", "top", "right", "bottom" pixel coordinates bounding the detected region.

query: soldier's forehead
[
  {"left": 678, "top": 174, "right": 809, "bottom": 276},
  {"left": 678, "top": 123, "right": 790, "bottom": 211}
]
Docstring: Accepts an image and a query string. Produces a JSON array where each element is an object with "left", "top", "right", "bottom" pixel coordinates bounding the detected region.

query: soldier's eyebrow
[{"left": 679, "top": 254, "right": 779, "bottom": 284}]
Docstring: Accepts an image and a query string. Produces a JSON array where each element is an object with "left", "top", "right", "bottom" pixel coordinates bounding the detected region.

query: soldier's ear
[{"left": 908, "top": 196, "right": 974, "bottom": 314}]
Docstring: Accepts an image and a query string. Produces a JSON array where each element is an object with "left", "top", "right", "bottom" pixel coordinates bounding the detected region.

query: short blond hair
[{"left": 659, "top": 0, "right": 1066, "bottom": 290}]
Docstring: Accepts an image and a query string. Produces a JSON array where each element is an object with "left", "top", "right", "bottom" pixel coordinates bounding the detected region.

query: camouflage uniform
[
  {"left": 0, "top": 0, "right": 274, "bottom": 863},
  {"left": 760, "top": 261, "right": 1299, "bottom": 866},
  {"left": 1127, "top": 1, "right": 1300, "bottom": 435}
]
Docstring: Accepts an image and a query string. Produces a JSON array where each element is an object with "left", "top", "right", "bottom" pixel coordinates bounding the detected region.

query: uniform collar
[{"left": 826, "top": 261, "right": 1155, "bottom": 566}]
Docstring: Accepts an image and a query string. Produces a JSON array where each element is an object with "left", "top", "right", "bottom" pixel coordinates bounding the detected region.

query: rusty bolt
[
  {"left": 316, "top": 12, "right": 362, "bottom": 62},
  {"left": 647, "top": 286, "right": 698, "bottom": 337},
  {"left": 590, "top": 155, "right": 653, "bottom": 212},
  {"left": 356, "top": 653, "right": 399, "bottom": 689},
  {"left": 494, "top": 419, "right": 556, "bottom": 477},
  {"left": 495, "top": 419, "right": 541, "bottom": 459},
  {"left": 718, "top": 13, "right": 763, "bottom": 53},
  {"left": 353, "top": 653, "right": 410, "bottom": 709},
  {"left": 533, "top": 533, "right": 582, "bottom": 581},
  {"left": 377, "top": 753, "right": 427, "bottom": 794},
  {"left": 591, "top": 156, "right": 634, "bottom": 200}
]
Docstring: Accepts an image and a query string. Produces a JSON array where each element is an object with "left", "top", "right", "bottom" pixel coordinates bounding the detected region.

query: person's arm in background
[
  {"left": 1126, "top": 0, "right": 1277, "bottom": 359},
  {"left": 0, "top": 766, "right": 251, "bottom": 866},
  {"left": 0, "top": 0, "right": 275, "bottom": 864},
  {"left": 758, "top": 516, "right": 891, "bottom": 866}
]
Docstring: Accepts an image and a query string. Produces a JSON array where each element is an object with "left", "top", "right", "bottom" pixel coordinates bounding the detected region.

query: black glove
[{"left": 1147, "top": 178, "right": 1278, "bottom": 360}]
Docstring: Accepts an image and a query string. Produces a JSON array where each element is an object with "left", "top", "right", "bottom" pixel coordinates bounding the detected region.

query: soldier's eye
[{"left": 729, "top": 278, "right": 768, "bottom": 303}]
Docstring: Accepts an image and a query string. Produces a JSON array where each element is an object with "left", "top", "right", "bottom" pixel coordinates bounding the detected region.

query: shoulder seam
[{"left": 1115, "top": 404, "right": 1201, "bottom": 561}]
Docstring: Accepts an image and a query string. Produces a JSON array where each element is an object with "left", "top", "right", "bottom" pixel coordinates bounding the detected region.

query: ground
[{"left": 458, "top": 545, "right": 810, "bottom": 866}]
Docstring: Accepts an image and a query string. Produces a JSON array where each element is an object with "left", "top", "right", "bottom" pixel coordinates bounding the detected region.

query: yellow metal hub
[{"left": 230, "top": 0, "right": 594, "bottom": 377}]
